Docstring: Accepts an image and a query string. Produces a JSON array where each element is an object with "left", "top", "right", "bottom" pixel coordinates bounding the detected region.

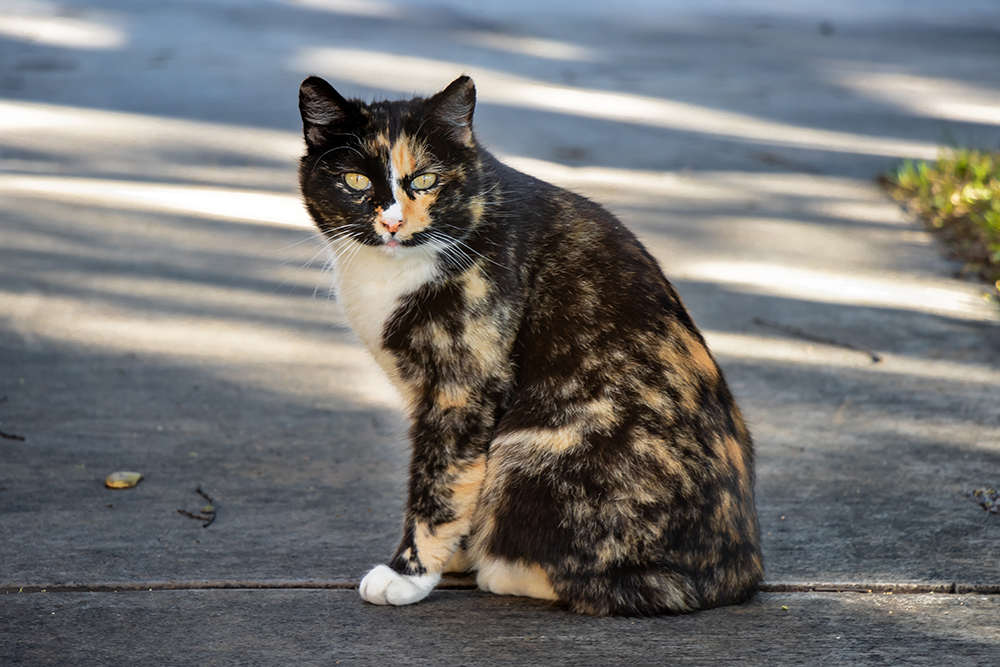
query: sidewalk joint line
[{"left": 4, "top": 581, "right": 999, "bottom": 595}]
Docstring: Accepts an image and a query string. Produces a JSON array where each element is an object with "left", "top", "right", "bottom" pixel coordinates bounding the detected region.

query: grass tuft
[{"left": 881, "top": 148, "right": 1000, "bottom": 289}]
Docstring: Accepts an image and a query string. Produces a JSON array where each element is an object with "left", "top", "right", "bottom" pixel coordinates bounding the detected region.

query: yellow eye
[
  {"left": 344, "top": 173, "right": 371, "bottom": 191},
  {"left": 411, "top": 173, "right": 437, "bottom": 191}
]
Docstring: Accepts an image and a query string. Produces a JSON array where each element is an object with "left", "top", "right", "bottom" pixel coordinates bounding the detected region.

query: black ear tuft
[
  {"left": 427, "top": 75, "right": 476, "bottom": 146},
  {"left": 299, "top": 76, "right": 353, "bottom": 145}
]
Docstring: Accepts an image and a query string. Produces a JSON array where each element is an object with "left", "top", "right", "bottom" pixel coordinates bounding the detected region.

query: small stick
[
  {"left": 195, "top": 487, "right": 217, "bottom": 528},
  {"left": 752, "top": 318, "right": 883, "bottom": 363},
  {"left": 177, "top": 487, "right": 217, "bottom": 527}
]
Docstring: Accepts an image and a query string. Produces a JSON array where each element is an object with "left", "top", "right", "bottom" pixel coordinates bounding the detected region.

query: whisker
[
  {"left": 258, "top": 229, "right": 333, "bottom": 296},
  {"left": 313, "top": 245, "right": 342, "bottom": 299},
  {"left": 446, "top": 234, "right": 504, "bottom": 269},
  {"left": 310, "top": 144, "right": 366, "bottom": 176},
  {"left": 425, "top": 230, "right": 493, "bottom": 276},
  {"left": 333, "top": 240, "right": 367, "bottom": 297},
  {"left": 266, "top": 230, "right": 327, "bottom": 254}
]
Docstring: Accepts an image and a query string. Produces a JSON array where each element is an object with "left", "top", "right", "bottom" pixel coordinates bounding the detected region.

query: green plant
[{"left": 883, "top": 148, "right": 1000, "bottom": 287}]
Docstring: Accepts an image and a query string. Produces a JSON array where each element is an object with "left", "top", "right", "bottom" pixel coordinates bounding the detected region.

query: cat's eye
[
  {"left": 344, "top": 172, "right": 371, "bottom": 191},
  {"left": 410, "top": 173, "right": 438, "bottom": 191}
]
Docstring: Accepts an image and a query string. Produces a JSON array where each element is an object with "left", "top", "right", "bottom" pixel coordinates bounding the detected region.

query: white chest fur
[{"left": 332, "top": 241, "right": 440, "bottom": 397}]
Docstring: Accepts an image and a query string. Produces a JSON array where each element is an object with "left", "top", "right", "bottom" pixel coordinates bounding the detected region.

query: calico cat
[{"left": 297, "top": 75, "right": 763, "bottom": 616}]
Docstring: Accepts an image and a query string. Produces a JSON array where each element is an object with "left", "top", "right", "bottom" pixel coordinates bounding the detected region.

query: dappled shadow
[
  {"left": 0, "top": 324, "right": 409, "bottom": 586},
  {"left": 1, "top": 0, "right": 999, "bottom": 179},
  {"left": 674, "top": 279, "right": 1000, "bottom": 365},
  {"left": 0, "top": 0, "right": 998, "bottom": 619},
  {"left": 1, "top": 203, "right": 342, "bottom": 337},
  {"left": 1, "top": 175, "right": 998, "bottom": 589}
]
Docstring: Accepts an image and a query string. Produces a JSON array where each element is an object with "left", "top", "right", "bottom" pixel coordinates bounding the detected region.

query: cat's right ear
[{"left": 299, "top": 76, "right": 354, "bottom": 147}]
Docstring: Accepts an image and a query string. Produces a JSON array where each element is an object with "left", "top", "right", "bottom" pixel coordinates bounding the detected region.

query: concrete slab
[{"left": 1, "top": 590, "right": 998, "bottom": 666}]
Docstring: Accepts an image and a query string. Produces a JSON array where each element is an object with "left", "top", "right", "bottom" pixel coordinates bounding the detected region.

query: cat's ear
[
  {"left": 299, "top": 76, "right": 355, "bottom": 146},
  {"left": 426, "top": 75, "right": 476, "bottom": 147}
]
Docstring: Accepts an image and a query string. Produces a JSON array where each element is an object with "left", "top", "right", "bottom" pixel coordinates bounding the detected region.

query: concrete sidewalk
[{"left": 1, "top": 0, "right": 999, "bottom": 664}]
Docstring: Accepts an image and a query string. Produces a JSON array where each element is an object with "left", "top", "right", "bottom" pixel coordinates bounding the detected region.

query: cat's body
[{"left": 298, "top": 75, "right": 763, "bottom": 615}]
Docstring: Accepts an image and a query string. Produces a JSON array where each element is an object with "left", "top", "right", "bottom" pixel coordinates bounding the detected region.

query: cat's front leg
[{"left": 359, "top": 453, "right": 486, "bottom": 606}]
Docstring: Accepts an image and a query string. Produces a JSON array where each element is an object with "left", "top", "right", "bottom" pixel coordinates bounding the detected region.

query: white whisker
[{"left": 310, "top": 144, "right": 365, "bottom": 176}]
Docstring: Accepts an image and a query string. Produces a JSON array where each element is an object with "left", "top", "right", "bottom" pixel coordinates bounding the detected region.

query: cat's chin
[
  {"left": 379, "top": 239, "right": 427, "bottom": 258},
  {"left": 379, "top": 241, "right": 401, "bottom": 257}
]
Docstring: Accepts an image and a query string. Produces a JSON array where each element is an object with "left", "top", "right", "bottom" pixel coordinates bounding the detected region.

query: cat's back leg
[
  {"left": 475, "top": 556, "right": 559, "bottom": 601},
  {"left": 468, "top": 413, "right": 762, "bottom": 616}
]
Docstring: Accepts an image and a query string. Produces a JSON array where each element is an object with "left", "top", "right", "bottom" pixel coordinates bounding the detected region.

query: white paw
[{"left": 359, "top": 564, "right": 441, "bottom": 606}]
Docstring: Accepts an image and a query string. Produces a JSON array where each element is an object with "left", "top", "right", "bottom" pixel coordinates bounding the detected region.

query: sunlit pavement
[{"left": 1, "top": 1, "right": 999, "bottom": 664}]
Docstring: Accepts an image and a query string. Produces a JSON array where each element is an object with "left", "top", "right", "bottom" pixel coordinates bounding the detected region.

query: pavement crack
[{"left": 759, "top": 582, "right": 1000, "bottom": 595}]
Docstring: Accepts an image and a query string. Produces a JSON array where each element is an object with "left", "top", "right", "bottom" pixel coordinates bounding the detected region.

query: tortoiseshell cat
[{"left": 298, "top": 75, "right": 763, "bottom": 615}]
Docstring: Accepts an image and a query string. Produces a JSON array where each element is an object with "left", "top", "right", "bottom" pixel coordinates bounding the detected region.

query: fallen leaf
[{"left": 105, "top": 471, "right": 143, "bottom": 489}]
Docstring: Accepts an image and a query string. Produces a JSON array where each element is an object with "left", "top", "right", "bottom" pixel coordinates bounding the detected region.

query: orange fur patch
[
  {"left": 367, "top": 132, "right": 391, "bottom": 154},
  {"left": 412, "top": 457, "right": 486, "bottom": 572},
  {"left": 435, "top": 384, "right": 472, "bottom": 411},
  {"left": 461, "top": 267, "right": 491, "bottom": 304},
  {"left": 722, "top": 433, "right": 750, "bottom": 493},
  {"left": 492, "top": 426, "right": 583, "bottom": 457},
  {"left": 388, "top": 138, "right": 440, "bottom": 241},
  {"left": 462, "top": 314, "right": 506, "bottom": 374},
  {"left": 673, "top": 324, "right": 720, "bottom": 382},
  {"left": 476, "top": 557, "right": 558, "bottom": 601}
]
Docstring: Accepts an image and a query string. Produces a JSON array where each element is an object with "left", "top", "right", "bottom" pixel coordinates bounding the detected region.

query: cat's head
[{"left": 298, "top": 75, "right": 491, "bottom": 257}]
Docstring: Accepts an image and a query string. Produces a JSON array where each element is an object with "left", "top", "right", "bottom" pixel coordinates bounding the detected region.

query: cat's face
[{"left": 298, "top": 76, "right": 487, "bottom": 257}]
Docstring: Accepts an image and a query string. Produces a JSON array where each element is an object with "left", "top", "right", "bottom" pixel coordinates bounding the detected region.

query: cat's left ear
[
  {"left": 299, "top": 76, "right": 356, "bottom": 147},
  {"left": 427, "top": 75, "right": 476, "bottom": 147}
]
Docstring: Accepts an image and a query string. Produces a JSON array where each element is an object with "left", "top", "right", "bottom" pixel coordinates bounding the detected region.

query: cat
[{"left": 297, "top": 74, "right": 763, "bottom": 616}]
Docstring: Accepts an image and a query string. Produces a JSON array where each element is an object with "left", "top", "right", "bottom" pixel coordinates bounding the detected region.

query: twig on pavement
[{"left": 177, "top": 486, "right": 217, "bottom": 527}]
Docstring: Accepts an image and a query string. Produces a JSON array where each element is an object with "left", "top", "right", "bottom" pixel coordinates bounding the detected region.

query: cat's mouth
[
  {"left": 376, "top": 230, "right": 429, "bottom": 252},
  {"left": 379, "top": 236, "right": 408, "bottom": 255}
]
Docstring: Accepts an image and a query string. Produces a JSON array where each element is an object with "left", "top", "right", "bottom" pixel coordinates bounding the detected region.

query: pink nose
[{"left": 381, "top": 202, "right": 404, "bottom": 234}]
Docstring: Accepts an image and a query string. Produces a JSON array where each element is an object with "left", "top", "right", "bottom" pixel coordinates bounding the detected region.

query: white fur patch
[
  {"left": 382, "top": 200, "right": 403, "bottom": 224},
  {"left": 331, "top": 239, "right": 440, "bottom": 397},
  {"left": 476, "top": 557, "right": 559, "bottom": 601},
  {"left": 359, "top": 564, "right": 441, "bottom": 606}
]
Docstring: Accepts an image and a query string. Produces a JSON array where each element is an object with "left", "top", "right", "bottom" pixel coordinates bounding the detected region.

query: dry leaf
[{"left": 105, "top": 471, "right": 143, "bottom": 489}]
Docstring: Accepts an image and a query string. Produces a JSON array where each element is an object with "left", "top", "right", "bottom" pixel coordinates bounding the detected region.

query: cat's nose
[{"left": 381, "top": 202, "right": 404, "bottom": 234}]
